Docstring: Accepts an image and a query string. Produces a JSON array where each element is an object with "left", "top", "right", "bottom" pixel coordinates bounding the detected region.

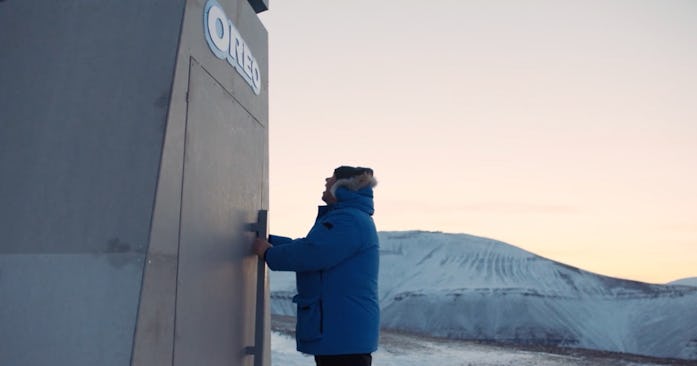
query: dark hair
[{"left": 333, "top": 166, "right": 373, "bottom": 180}]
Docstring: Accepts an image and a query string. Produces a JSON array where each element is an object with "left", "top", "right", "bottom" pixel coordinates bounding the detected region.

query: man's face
[{"left": 322, "top": 174, "right": 338, "bottom": 204}]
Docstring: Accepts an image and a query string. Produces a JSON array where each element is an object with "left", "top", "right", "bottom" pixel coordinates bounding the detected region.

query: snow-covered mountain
[
  {"left": 270, "top": 231, "right": 697, "bottom": 360},
  {"left": 669, "top": 277, "right": 697, "bottom": 287}
]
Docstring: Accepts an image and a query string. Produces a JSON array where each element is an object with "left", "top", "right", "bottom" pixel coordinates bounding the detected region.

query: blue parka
[{"left": 265, "top": 186, "right": 380, "bottom": 355}]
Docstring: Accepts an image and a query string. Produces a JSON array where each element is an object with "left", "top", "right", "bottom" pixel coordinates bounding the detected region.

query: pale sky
[{"left": 258, "top": 0, "right": 697, "bottom": 284}]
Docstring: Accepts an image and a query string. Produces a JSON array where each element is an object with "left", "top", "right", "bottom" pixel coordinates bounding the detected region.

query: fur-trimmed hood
[
  {"left": 330, "top": 172, "right": 378, "bottom": 197},
  {"left": 332, "top": 185, "right": 376, "bottom": 217}
]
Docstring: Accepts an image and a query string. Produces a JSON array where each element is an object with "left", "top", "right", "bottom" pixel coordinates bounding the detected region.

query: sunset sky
[{"left": 258, "top": 0, "right": 696, "bottom": 284}]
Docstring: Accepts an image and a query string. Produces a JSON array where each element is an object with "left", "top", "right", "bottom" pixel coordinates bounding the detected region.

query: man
[{"left": 253, "top": 166, "right": 380, "bottom": 366}]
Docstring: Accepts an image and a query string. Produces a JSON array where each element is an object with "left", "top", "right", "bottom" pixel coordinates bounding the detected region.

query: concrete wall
[{"left": 0, "top": 0, "right": 269, "bottom": 365}]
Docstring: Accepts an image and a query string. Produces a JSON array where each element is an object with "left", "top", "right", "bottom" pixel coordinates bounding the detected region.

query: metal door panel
[{"left": 174, "top": 59, "right": 263, "bottom": 366}]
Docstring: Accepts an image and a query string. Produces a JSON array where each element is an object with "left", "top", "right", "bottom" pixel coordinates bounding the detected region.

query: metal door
[{"left": 174, "top": 58, "right": 265, "bottom": 366}]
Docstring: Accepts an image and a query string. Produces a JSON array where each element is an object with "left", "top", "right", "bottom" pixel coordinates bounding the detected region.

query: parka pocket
[{"left": 292, "top": 295, "right": 323, "bottom": 342}]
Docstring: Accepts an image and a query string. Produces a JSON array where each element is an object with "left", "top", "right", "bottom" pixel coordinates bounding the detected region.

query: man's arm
[
  {"left": 252, "top": 234, "right": 294, "bottom": 260},
  {"left": 268, "top": 235, "right": 293, "bottom": 246},
  {"left": 263, "top": 212, "right": 362, "bottom": 272}
]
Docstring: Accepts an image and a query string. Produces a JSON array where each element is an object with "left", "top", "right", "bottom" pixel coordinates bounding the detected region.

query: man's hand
[{"left": 252, "top": 238, "right": 272, "bottom": 259}]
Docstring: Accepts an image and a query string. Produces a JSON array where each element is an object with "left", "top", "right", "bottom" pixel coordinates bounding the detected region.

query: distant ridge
[
  {"left": 669, "top": 277, "right": 697, "bottom": 287},
  {"left": 270, "top": 230, "right": 697, "bottom": 360}
]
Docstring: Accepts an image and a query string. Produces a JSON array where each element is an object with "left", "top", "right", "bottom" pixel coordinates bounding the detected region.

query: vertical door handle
[{"left": 245, "top": 210, "right": 268, "bottom": 366}]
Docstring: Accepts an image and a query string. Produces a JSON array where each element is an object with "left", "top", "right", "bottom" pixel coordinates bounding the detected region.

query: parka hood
[{"left": 334, "top": 186, "right": 375, "bottom": 216}]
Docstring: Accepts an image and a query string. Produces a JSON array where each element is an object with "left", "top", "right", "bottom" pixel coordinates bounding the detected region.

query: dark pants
[{"left": 314, "top": 353, "right": 372, "bottom": 366}]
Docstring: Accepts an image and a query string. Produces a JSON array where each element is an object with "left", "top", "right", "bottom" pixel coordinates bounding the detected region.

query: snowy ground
[
  {"left": 271, "top": 316, "right": 689, "bottom": 366},
  {"left": 272, "top": 331, "right": 659, "bottom": 366}
]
